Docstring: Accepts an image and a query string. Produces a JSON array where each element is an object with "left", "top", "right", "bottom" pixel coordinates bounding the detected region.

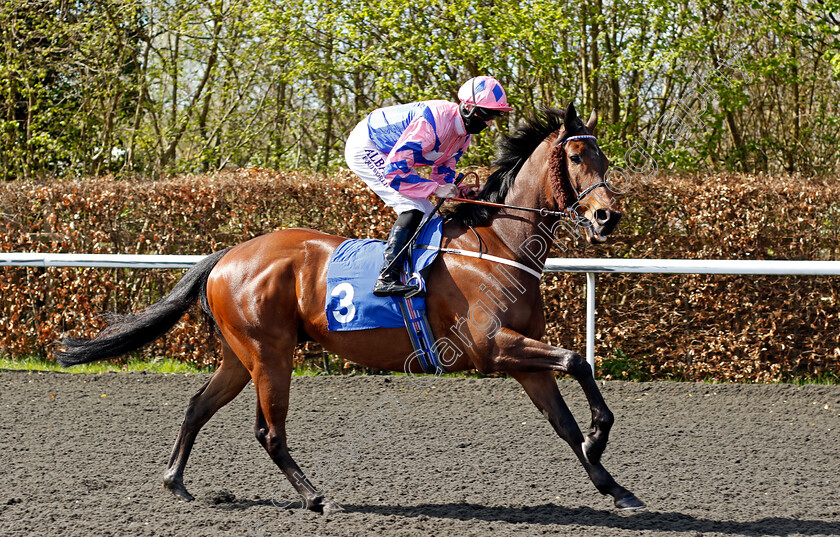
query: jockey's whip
[{"left": 383, "top": 172, "right": 467, "bottom": 274}]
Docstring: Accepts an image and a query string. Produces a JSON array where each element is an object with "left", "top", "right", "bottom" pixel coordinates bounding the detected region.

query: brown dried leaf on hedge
[{"left": 1, "top": 169, "right": 838, "bottom": 380}]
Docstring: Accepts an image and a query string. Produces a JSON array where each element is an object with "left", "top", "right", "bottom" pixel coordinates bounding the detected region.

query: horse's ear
[
  {"left": 564, "top": 102, "right": 578, "bottom": 131},
  {"left": 586, "top": 109, "right": 598, "bottom": 133}
]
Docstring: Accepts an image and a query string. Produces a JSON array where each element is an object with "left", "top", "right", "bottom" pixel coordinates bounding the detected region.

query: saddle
[{"left": 325, "top": 217, "right": 445, "bottom": 373}]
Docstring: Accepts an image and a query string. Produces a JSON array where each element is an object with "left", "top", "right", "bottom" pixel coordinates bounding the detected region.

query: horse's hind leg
[
  {"left": 248, "top": 344, "right": 340, "bottom": 515},
  {"left": 510, "top": 371, "right": 644, "bottom": 510},
  {"left": 163, "top": 341, "right": 251, "bottom": 501}
]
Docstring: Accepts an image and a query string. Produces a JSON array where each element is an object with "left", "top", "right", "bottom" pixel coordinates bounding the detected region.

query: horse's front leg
[
  {"left": 483, "top": 328, "right": 612, "bottom": 466},
  {"left": 510, "top": 370, "right": 644, "bottom": 510}
]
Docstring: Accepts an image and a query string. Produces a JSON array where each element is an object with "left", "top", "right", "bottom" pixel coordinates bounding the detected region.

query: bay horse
[{"left": 57, "top": 103, "right": 643, "bottom": 513}]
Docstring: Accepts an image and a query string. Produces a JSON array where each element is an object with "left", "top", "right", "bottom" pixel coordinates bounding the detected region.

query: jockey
[{"left": 345, "top": 75, "right": 514, "bottom": 297}]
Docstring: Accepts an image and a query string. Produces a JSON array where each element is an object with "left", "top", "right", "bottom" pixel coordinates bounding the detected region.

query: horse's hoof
[
  {"left": 615, "top": 494, "right": 645, "bottom": 511},
  {"left": 321, "top": 500, "right": 344, "bottom": 516},
  {"left": 163, "top": 475, "right": 195, "bottom": 502},
  {"left": 307, "top": 495, "right": 342, "bottom": 515},
  {"left": 166, "top": 485, "right": 195, "bottom": 502}
]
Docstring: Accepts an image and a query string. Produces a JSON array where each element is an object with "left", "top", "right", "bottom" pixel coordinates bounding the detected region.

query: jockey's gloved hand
[
  {"left": 458, "top": 185, "right": 478, "bottom": 199},
  {"left": 434, "top": 183, "right": 459, "bottom": 198}
]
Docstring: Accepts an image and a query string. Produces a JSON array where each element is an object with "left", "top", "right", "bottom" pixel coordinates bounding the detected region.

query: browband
[{"left": 560, "top": 135, "right": 597, "bottom": 144}]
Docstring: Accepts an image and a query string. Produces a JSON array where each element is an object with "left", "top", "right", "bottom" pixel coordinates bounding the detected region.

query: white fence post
[{"left": 585, "top": 272, "right": 596, "bottom": 375}]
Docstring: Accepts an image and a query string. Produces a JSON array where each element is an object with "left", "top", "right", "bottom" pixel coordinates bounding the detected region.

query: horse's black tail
[{"left": 55, "top": 248, "right": 232, "bottom": 367}]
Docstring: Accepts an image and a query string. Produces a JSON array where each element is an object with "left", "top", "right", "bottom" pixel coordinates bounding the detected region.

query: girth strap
[{"left": 414, "top": 245, "right": 543, "bottom": 280}]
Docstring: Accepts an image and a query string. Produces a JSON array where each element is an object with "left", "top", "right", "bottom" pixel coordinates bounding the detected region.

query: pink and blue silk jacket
[{"left": 365, "top": 100, "right": 471, "bottom": 199}]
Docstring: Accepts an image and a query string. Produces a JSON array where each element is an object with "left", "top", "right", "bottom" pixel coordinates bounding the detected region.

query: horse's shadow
[{"left": 339, "top": 502, "right": 840, "bottom": 536}]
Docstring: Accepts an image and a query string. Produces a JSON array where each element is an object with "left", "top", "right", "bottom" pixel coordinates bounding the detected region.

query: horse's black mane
[{"left": 444, "top": 106, "right": 572, "bottom": 227}]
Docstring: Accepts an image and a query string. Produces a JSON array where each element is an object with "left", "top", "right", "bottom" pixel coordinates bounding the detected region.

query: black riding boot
[{"left": 373, "top": 210, "right": 424, "bottom": 297}]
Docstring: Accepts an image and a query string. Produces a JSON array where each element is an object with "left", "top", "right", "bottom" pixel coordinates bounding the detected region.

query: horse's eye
[{"left": 570, "top": 154, "right": 582, "bottom": 164}]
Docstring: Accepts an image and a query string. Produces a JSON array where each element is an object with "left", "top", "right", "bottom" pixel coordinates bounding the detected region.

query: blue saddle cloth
[{"left": 325, "top": 217, "right": 443, "bottom": 331}]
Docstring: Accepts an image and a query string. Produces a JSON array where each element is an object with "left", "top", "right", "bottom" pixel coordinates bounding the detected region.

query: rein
[{"left": 448, "top": 197, "right": 573, "bottom": 218}]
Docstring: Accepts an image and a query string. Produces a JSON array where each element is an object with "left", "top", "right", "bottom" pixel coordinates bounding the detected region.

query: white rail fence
[
  {"left": 544, "top": 259, "right": 840, "bottom": 373},
  {"left": 4, "top": 253, "right": 840, "bottom": 373},
  {"left": 0, "top": 253, "right": 205, "bottom": 269}
]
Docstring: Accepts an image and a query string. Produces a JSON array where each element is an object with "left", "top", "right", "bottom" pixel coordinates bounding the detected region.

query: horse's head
[{"left": 549, "top": 102, "right": 622, "bottom": 244}]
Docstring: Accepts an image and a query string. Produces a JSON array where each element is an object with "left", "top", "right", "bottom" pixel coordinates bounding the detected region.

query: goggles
[{"left": 474, "top": 107, "right": 508, "bottom": 121}]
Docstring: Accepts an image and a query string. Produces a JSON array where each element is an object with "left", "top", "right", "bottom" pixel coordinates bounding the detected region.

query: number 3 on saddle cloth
[{"left": 325, "top": 217, "right": 444, "bottom": 374}]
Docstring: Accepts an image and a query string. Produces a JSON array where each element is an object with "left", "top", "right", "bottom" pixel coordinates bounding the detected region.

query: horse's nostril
[{"left": 594, "top": 209, "right": 610, "bottom": 225}]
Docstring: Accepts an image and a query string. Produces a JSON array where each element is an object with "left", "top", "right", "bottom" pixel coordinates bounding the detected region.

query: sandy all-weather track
[{"left": 1, "top": 371, "right": 838, "bottom": 537}]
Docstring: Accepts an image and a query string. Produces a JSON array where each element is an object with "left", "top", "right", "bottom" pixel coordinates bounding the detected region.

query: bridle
[
  {"left": 449, "top": 133, "right": 608, "bottom": 219},
  {"left": 559, "top": 134, "right": 608, "bottom": 201}
]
